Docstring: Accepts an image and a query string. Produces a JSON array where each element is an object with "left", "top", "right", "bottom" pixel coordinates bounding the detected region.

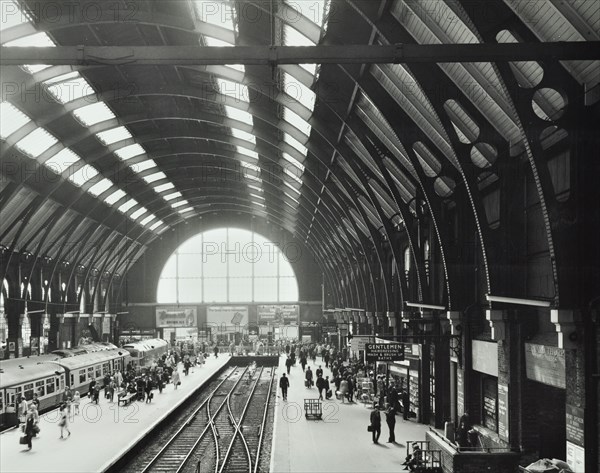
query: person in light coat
[{"left": 172, "top": 368, "right": 181, "bottom": 390}]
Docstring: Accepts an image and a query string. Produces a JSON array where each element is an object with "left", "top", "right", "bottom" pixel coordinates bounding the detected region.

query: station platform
[
  {"left": 0, "top": 355, "right": 230, "bottom": 473},
  {"left": 270, "top": 355, "right": 430, "bottom": 473}
]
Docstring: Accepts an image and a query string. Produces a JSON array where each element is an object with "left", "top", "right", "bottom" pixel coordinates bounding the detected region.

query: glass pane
[
  {"left": 254, "top": 250, "right": 278, "bottom": 277},
  {"left": 254, "top": 278, "right": 278, "bottom": 302},
  {"left": 228, "top": 254, "right": 253, "bottom": 277},
  {"left": 178, "top": 254, "right": 203, "bottom": 278},
  {"left": 157, "top": 279, "right": 176, "bottom": 303},
  {"left": 178, "top": 234, "right": 202, "bottom": 254},
  {"left": 178, "top": 279, "right": 202, "bottom": 303},
  {"left": 279, "top": 277, "right": 299, "bottom": 302},
  {"left": 204, "top": 253, "right": 227, "bottom": 278},
  {"left": 228, "top": 278, "right": 252, "bottom": 303},
  {"left": 203, "top": 278, "right": 228, "bottom": 303},
  {"left": 161, "top": 254, "right": 177, "bottom": 278},
  {"left": 279, "top": 252, "right": 297, "bottom": 277}
]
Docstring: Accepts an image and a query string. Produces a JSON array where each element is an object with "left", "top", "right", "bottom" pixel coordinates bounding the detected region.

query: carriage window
[
  {"left": 70, "top": 374, "right": 74, "bottom": 386},
  {"left": 79, "top": 369, "right": 86, "bottom": 383},
  {"left": 23, "top": 383, "right": 34, "bottom": 400},
  {"left": 87, "top": 367, "right": 94, "bottom": 379},
  {"left": 35, "top": 380, "right": 45, "bottom": 396},
  {"left": 102, "top": 363, "right": 109, "bottom": 375},
  {"left": 0, "top": 391, "right": 4, "bottom": 411},
  {"left": 95, "top": 366, "right": 101, "bottom": 378},
  {"left": 46, "top": 378, "right": 55, "bottom": 394}
]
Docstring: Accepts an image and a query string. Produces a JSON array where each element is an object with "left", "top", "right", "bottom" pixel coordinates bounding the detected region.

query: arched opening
[{"left": 157, "top": 228, "right": 299, "bottom": 304}]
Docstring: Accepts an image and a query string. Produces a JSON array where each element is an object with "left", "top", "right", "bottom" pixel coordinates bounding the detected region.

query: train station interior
[{"left": 0, "top": 1, "right": 599, "bottom": 472}]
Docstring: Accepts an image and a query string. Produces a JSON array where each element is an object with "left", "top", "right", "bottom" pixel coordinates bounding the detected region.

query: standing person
[
  {"left": 300, "top": 354, "right": 307, "bottom": 372},
  {"left": 22, "top": 410, "right": 35, "bottom": 451},
  {"left": 324, "top": 376, "right": 332, "bottom": 399},
  {"left": 279, "top": 373, "right": 290, "bottom": 401},
  {"left": 72, "top": 391, "right": 81, "bottom": 415},
  {"left": 324, "top": 350, "right": 330, "bottom": 368},
  {"left": 401, "top": 390, "right": 410, "bottom": 421},
  {"left": 316, "top": 375, "right": 325, "bottom": 400},
  {"left": 18, "top": 396, "right": 28, "bottom": 427},
  {"left": 315, "top": 365, "right": 323, "bottom": 379},
  {"left": 93, "top": 383, "right": 101, "bottom": 404},
  {"left": 339, "top": 377, "right": 349, "bottom": 403},
  {"left": 31, "top": 393, "right": 40, "bottom": 411},
  {"left": 347, "top": 377, "right": 355, "bottom": 403},
  {"left": 172, "top": 368, "right": 181, "bottom": 390},
  {"left": 214, "top": 345, "right": 219, "bottom": 358},
  {"left": 385, "top": 406, "right": 397, "bottom": 443},
  {"left": 369, "top": 408, "right": 381, "bottom": 444},
  {"left": 285, "top": 356, "right": 293, "bottom": 374},
  {"left": 144, "top": 377, "right": 153, "bottom": 403},
  {"left": 88, "top": 379, "right": 96, "bottom": 401},
  {"left": 58, "top": 403, "right": 70, "bottom": 439},
  {"left": 305, "top": 366, "right": 313, "bottom": 388},
  {"left": 229, "top": 341, "right": 235, "bottom": 356},
  {"left": 115, "top": 370, "right": 123, "bottom": 393}
]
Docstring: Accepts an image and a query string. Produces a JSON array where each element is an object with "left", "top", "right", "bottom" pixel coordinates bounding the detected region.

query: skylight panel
[
  {"left": 43, "top": 148, "right": 81, "bottom": 174},
  {"left": 248, "top": 184, "right": 263, "bottom": 193},
  {"left": 104, "top": 189, "right": 126, "bottom": 205},
  {"left": 45, "top": 74, "right": 94, "bottom": 104},
  {"left": 250, "top": 193, "right": 265, "bottom": 200},
  {"left": 171, "top": 201, "right": 189, "bottom": 209},
  {"left": 0, "top": 1, "right": 31, "bottom": 31},
  {"left": 300, "top": 64, "right": 318, "bottom": 75},
  {"left": 87, "top": 178, "right": 113, "bottom": 197},
  {"left": 284, "top": 133, "right": 308, "bottom": 156},
  {"left": 0, "top": 102, "right": 31, "bottom": 139},
  {"left": 282, "top": 152, "right": 306, "bottom": 172},
  {"left": 216, "top": 78, "right": 249, "bottom": 103},
  {"left": 225, "top": 106, "right": 253, "bottom": 125},
  {"left": 68, "top": 164, "right": 99, "bottom": 187},
  {"left": 22, "top": 64, "right": 51, "bottom": 74},
  {"left": 140, "top": 214, "right": 156, "bottom": 226},
  {"left": 241, "top": 162, "right": 260, "bottom": 173},
  {"left": 283, "top": 73, "right": 316, "bottom": 112},
  {"left": 131, "top": 159, "right": 157, "bottom": 174},
  {"left": 73, "top": 102, "right": 115, "bottom": 126},
  {"left": 155, "top": 182, "right": 175, "bottom": 193},
  {"left": 284, "top": 24, "right": 315, "bottom": 46},
  {"left": 142, "top": 171, "right": 167, "bottom": 184},
  {"left": 118, "top": 199, "right": 137, "bottom": 213},
  {"left": 115, "top": 144, "right": 145, "bottom": 160},
  {"left": 283, "top": 108, "right": 311, "bottom": 137},
  {"left": 285, "top": 193, "right": 300, "bottom": 205},
  {"left": 178, "top": 207, "right": 194, "bottom": 214},
  {"left": 283, "top": 167, "right": 303, "bottom": 184},
  {"left": 237, "top": 146, "right": 258, "bottom": 160},
  {"left": 96, "top": 126, "right": 132, "bottom": 145},
  {"left": 231, "top": 128, "right": 256, "bottom": 144},
  {"left": 195, "top": 0, "right": 236, "bottom": 31},
  {"left": 164, "top": 191, "right": 183, "bottom": 201},
  {"left": 150, "top": 220, "right": 164, "bottom": 231},
  {"left": 284, "top": 180, "right": 301, "bottom": 195},
  {"left": 284, "top": 200, "right": 298, "bottom": 211},
  {"left": 253, "top": 201, "right": 266, "bottom": 209},
  {"left": 130, "top": 207, "right": 148, "bottom": 220},
  {"left": 3, "top": 31, "right": 55, "bottom": 47},
  {"left": 15, "top": 128, "right": 58, "bottom": 158}
]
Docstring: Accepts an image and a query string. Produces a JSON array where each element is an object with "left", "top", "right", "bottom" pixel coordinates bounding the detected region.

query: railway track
[{"left": 126, "top": 365, "right": 276, "bottom": 473}]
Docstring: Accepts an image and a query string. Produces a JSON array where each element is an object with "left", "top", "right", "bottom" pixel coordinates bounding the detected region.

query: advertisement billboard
[
  {"left": 257, "top": 305, "right": 299, "bottom": 325},
  {"left": 206, "top": 306, "right": 249, "bottom": 334},
  {"left": 155, "top": 307, "right": 197, "bottom": 328}
]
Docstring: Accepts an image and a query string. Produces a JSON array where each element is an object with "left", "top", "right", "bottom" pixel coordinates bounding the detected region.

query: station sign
[{"left": 365, "top": 342, "right": 405, "bottom": 362}]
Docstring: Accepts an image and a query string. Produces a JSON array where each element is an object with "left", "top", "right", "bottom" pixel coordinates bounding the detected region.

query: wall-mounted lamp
[
  {"left": 485, "top": 295, "right": 551, "bottom": 308},
  {"left": 406, "top": 302, "right": 446, "bottom": 311}
]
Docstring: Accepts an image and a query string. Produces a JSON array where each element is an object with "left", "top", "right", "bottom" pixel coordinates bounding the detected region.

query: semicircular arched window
[{"left": 157, "top": 228, "right": 299, "bottom": 304}]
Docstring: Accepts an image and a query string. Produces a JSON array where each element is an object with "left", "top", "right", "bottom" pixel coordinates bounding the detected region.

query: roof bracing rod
[{"left": 1, "top": 43, "right": 599, "bottom": 66}]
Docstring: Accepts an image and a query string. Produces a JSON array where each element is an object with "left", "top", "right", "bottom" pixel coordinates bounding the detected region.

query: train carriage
[
  {"left": 0, "top": 356, "right": 67, "bottom": 430},
  {"left": 122, "top": 338, "right": 169, "bottom": 369}
]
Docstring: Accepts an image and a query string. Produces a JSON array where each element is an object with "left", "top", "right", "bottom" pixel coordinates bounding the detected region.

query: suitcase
[
  {"left": 19, "top": 436, "right": 28, "bottom": 445},
  {"left": 305, "top": 380, "right": 309, "bottom": 388}
]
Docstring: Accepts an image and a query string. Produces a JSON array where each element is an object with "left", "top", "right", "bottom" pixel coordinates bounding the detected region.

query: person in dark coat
[
  {"left": 370, "top": 408, "right": 381, "bottom": 443},
  {"left": 324, "top": 351, "right": 330, "bottom": 368},
  {"left": 88, "top": 379, "right": 97, "bottom": 401},
  {"left": 385, "top": 406, "right": 396, "bottom": 443},
  {"left": 324, "top": 376, "right": 331, "bottom": 399},
  {"left": 22, "top": 411, "right": 35, "bottom": 450},
  {"left": 300, "top": 354, "right": 307, "bottom": 372},
  {"left": 347, "top": 377, "right": 355, "bottom": 402},
  {"left": 305, "top": 366, "right": 313, "bottom": 388},
  {"left": 315, "top": 366, "right": 323, "bottom": 378},
  {"left": 214, "top": 345, "right": 219, "bottom": 358},
  {"left": 316, "top": 375, "right": 326, "bottom": 400},
  {"left": 401, "top": 390, "right": 410, "bottom": 420},
  {"left": 388, "top": 386, "right": 399, "bottom": 412},
  {"left": 285, "top": 356, "right": 293, "bottom": 374},
  {"left": 279, "top": 373, "right": 290, "bottom": 401}
]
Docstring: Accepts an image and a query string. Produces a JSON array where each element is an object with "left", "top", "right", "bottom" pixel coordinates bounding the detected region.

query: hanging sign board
[
  {"left": 365, "top": 343, "right": 405, "bottom": 362},
  {"left": 257, "top": 305, "right": 299, "bottom": 325},
  {"left": 524, "top": 343, "right": 566, "bottom": 388},
  {"left": 156, "top": 307, "right": 197, "bottom": 328},
  {"left": 565, "top": 405, "right": 585, "bottom": 447}
]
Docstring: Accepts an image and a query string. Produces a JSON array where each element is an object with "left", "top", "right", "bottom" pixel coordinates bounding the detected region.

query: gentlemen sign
[{"left": 365, "top": 343, "right": 405, "bottom": 362}]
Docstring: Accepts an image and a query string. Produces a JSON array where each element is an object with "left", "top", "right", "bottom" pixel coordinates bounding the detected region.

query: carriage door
[{"left": 3, "top": 388, "right": 18, "bottom": 428}]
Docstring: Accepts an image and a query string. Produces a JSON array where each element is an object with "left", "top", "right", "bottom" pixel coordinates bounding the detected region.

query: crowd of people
[{"left": 15, "top": 345, "right": 216, "bottom": 452}]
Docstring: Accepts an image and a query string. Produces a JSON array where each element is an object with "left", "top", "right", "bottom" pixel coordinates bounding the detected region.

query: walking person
[
  {"left": 305, "top": 366, "right": 313, "bottom": 388},
  {"left": 339, "top": 377, "right": 349, "bottom": 403},
  {"left": 214, "top": 345, "right": 219, "bottom": 358},
  {"left": 347, "top": 377, "right": 355, "bottom": 403},
  {"left": 72, "top": 391, "right": 81, "bottom": 415},
  {"left": 324, "top": 376, "right": 332, "bottom": 399},
  {"left": 279, "top": 373, "right": 290, "bottom": 401},
  {"left": 369, "top": 408, "right": 381, "bottom": 444},
  {"left": 386, "top": 405, "right": 397, "bottom": 443},
  {"left": 58, "top": 403, "right": 70, "bottom": 439},
  {"left": 316, "top": 375, "right": 325, "bottom": 400},
  {"left": 172, "top": 368, "right": 181, "bottom": 390},
  {"left": 285, "top": 356, "right": 293, "bottom": 374},
  {"left": 22, "top": 410, "right": 35, "bottom": 451},
  {"left": 300, "top": 354, "right": 307, "bottom": 372}
]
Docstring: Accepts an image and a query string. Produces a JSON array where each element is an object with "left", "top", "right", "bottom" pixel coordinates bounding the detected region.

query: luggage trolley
[{"left": 304, "top": 399, "right": 322, "bottom": 420}]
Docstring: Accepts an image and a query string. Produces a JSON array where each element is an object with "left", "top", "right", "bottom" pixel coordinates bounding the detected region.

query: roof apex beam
[{"left": 1, "top": 43, "right": 599, "bottom": 66}]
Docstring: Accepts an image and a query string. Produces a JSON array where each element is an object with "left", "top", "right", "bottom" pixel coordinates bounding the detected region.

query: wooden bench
[{"left": 118, "top": 392, "right": 136, "bottom": 406}]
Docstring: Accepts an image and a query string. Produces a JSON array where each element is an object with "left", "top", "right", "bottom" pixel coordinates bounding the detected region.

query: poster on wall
[
  {"left": 566, "top": 441, "right": 585, "bottom": 473},
  {"left": 155, "top": 307, "right": 197, "bottom": 328},
  {"left": 524, "top": 343, "right": 566, "bottom": 389},
  {"left": 257, "top": 305, "right": 299, "bottom": 325},
  {"left": 498, "top": 383, "right": 509, "bottom": 442},
  {"left": 206, "top": 306, "right": 248, "bottom": 334}
]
